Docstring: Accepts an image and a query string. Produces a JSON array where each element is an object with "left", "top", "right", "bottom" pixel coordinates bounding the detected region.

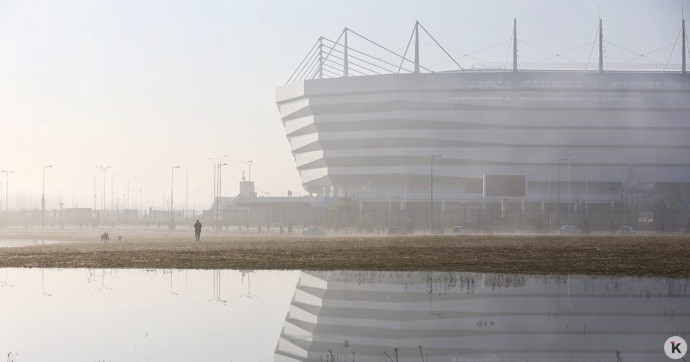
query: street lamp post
[
  {"left": 344, "top": 164, "right": 351, "bottom": 198},
  {"left": 217, "top": 162, "right": 228, "bottom": 232},
  {"left": 430, "top": 154, "right": 442, "bottom": 234},
  {"left": 185, "top": 168, "right": 188, "bottom": 221},
  {"left": 93, "top": 172, "right": 97, "bottom": 212},
  {"left": 388, "top": 162, "right": 392, "bottom": 226},
  {"left": 559, "top": 156, "right": 574, "bottom": 224},
  {"left": 343, "top": 164, "right": 354, "bottom": 226},
  {"left": 96, "top": 165, "right": 113, "bottom": 220},
  {"left": 111, "top": 174, "right": 116, "bottom": 214},
  {"left": 138, "top": 184, "right": 143, "bottom": 222},
  {"left": 208, "top": 158, "right": 217, "bottom": 226},
  {"left": 567, "top": 156, "right": 574, "bottom": 223},
  {"left": 0, "top": 170, "right": 13, "bottom": 212},
  {"left": 209, "top": 155, "right": 228, "bottom": 231},
  {"left": 41, "top": 165, "right": 53, "bottom": 230},
  {"left": 585, "top": 162, "right": 588, "bottom": 216},
  {"left": 170, "top": 166, "right": 180, "bottom": 227},
  {"left": 557, "top": 160, "right": 561, "bottom": 226}
]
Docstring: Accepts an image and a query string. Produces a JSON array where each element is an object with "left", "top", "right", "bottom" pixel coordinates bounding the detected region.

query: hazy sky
[{"left": 0, "top": 0, "right": 685, "bottom": 211}]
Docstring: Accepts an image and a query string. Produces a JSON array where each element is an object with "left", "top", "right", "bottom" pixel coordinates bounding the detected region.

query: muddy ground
[{"left": 0, "top": 230, "right": 688, "bottom": 277}]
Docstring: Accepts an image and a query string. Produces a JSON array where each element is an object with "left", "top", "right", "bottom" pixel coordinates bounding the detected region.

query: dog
[{"left": 100, "top": 232, "right": 109, "bottom": 242}]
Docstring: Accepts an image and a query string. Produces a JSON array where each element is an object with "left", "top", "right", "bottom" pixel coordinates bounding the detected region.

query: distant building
[
  {"left": 206, "top": 180, "right": 337, "bottom": 231},
  {"left": 274, "top": 23, "right": 690, "bottom": 230}
]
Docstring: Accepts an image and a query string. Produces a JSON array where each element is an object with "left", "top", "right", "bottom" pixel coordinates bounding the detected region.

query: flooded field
[
  {"left": 0, "top": 239, "right": 65, "bottom": 248},
  {"left": 1, "top": 269, "right": 300, "bottom": 361},
  {"left": 1, "top": 269, "right": 688, "bottom": 361}
]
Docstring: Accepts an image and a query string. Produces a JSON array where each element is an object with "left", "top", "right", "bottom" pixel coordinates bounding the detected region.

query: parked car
[
  {"left": 557, "top": 225, "right": 581, "bottom": 234},
  {"left": 450, "top": 226, "right": 471, "bottom": 235},
  {"left": 302, "top": 227, "right": 325, "bottom": 236},
  {"left": 617, "top": 225, "right": 635, "bottom": 234}
]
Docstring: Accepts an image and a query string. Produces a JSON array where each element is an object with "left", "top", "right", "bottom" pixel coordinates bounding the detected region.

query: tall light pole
[
  {"left": 567, "top": 156, "right": 574, "bottom": 223},
  {"left": 585, "top": 162, "right": 589, "bottom": 216},
  {"left": 388, "top": 162, "right": 392, "bottom": 226},
  {"left": 557, "top": 159, "right": 562, "bottom": 226},
  {"left": 111, "top": 174, "right": 117, "bottom": 214},
  {"left": 41, "top": 165, "right": 53, "bottom": 230},
  {"left": 170, "top": 165, "right": 180, "bottom": 226},
  {"left": 559, "top": 156, "right": 574, "bottom": 224},
  {"left": 344, "top": 164, "right": 354, "bottom": 198},
  {"left": 185, "top": 168, "right": 189, "bottom": 221},
  {"left": 209, "top": 155, "right": 228, "bottom": 227},
  {"left": 430, "top": 154, "right": 442, "bottom": 234},
  {"left": 217, "top": 162, "right": 228, "bottom": 232},
  {"left": 93, "top": 172, "right": 97, "bottom": 212},
  {"left": 0, "top": 170, "right": 13, "bottom": 212},
  {"left": 96, "top": 165, "right": 113, "bottom": 215},
  {"left": 139, "top": 184, "right": 144, "bottom": 222},
  {"left": 343, "top": 164, "right": 354, "bottom": 227}
]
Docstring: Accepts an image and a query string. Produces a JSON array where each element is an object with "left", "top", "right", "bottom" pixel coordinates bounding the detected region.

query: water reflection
[
  {"left": 0, "top": 268, "right": 299, "bottom": 361},
  {"left": 40, "top": 268, "right": 51, "bottom": 296},
  {"left": 240, "top": 270, "right": 260, "bottom": 299},
  {"left": 1, "top": 269, "right": 688, "bottom": 361},
  {"left": 0, "top": 238, "right": 64, "bottom": 248},
  {"left": 0, "top": 268, "right": 12, "bottom": 287},
  {"left": 275, "top": 271, "right": 690, "bottom": 362},
  {"left": 209, "top": 269, "right": 227, "bottom": 304}
]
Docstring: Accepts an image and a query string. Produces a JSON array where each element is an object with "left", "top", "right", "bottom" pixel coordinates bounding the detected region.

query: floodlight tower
[{"left": 41, "top": 165, "right": 53, "bottom": 230}]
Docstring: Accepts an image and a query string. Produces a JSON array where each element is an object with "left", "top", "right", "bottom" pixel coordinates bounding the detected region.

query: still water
[
  {"left": 0, "top": 239, "right": 64, "bottom": 248},
  {"left": 1, "top": 269, "right": 688, "bottom": 361}
]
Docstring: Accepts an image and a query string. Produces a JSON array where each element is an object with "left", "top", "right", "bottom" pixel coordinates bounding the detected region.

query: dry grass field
[{"left": 0, "top": 230, "right": 688, "bottom": 277}]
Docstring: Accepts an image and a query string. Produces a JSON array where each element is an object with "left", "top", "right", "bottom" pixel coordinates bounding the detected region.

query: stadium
[{"left": 275, "top": 21, "right": 690, "bottom": 231}]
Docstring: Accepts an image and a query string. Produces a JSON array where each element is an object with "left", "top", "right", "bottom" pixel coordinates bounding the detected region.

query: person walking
[{"left": 194, "top": 219, "right": 203, "bottom": 242}]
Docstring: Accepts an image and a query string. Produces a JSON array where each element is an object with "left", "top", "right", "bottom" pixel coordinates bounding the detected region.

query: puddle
[
  {"left": 0, "top": 269, "right": 300, "bottom": 361},
  {"left": 278, "top": 272, "right": 690, "bottom": 361},
  {"left": 0, "top": 239, "right": 65, "bottom": 248},
  {"left": 0, "top": 269, "right": 688, "bottom": 361}
]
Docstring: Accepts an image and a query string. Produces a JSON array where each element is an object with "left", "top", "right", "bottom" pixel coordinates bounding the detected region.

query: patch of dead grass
[{"left": 0, "top": 231, "right": 688, "bottom": 277}]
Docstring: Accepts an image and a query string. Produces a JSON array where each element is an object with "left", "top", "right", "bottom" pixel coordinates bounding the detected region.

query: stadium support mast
[
  {"left": 683, "top": 17, "right": 686, "bottom": 74},
  {"left": 344, "top": 28, "right": 349, "bottom": 77},
  {"left": 414, "top": 21, "right": 420, "bottom": 73},
  {"left": 598, "top": 19, "right": 604, "bottom": 73},
  {"left": 318, "top": 37, "right": 324, "bottom": 79},
  {"left": 513, "top": 18, "right": 518, "bottom": 72}
]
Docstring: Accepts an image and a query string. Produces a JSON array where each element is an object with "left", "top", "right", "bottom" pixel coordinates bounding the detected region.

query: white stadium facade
[{"left": 275, "top": 21, "right": 690, "bottom": 231}]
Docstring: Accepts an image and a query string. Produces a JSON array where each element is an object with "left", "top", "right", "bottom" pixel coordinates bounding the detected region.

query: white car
[
  {"left": 450, "top": 226, "right": 471, "bottom": 235},
  {"left": 617, "top": 226, "right": 634, "bottom": 234},
  {"left": 557, "top": 225, "right": 581, "bottom": 234},
  {"left": 302, "top": 227, "right": 325, "bottom": 236}
]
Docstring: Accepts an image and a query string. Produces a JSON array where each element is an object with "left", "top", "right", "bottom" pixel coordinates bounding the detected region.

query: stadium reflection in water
[
  {"left": 275, "top": 271, "right": 690, "bottom": 361},
  {"left": 0, "top": 269, "right": 688, "bottom": 361}
]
